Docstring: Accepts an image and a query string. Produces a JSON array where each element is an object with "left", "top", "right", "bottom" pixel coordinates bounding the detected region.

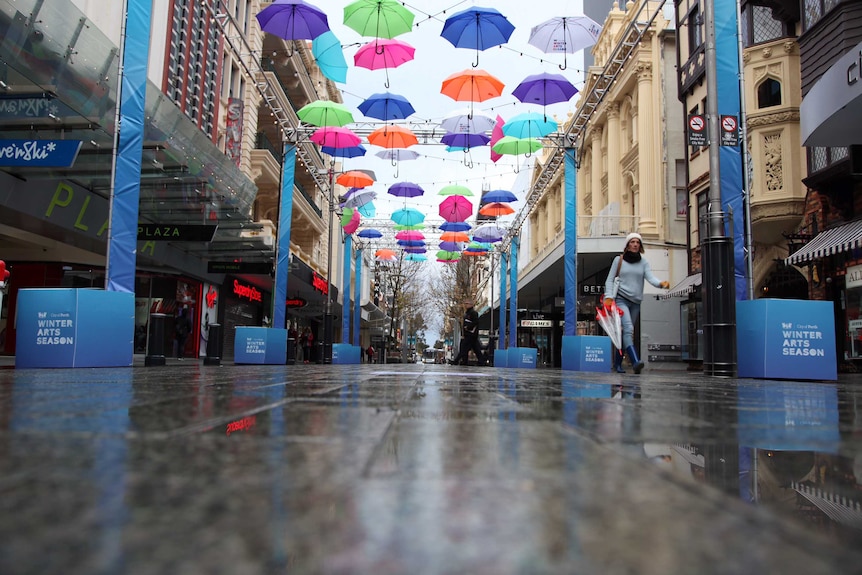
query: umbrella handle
[{"left": 472, "top": 49, "right": 480, "bottom": 68}]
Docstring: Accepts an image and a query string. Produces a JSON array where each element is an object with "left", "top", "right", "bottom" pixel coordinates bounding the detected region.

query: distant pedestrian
[
  {"left": 175, "top": 307, "right": 192, "bottom": 360},
  {"left": 366, "top": 345, "right": 375, "bottom": 364},
  {"left": 301, "top": 327, "right": 314, "bottom": 363}
]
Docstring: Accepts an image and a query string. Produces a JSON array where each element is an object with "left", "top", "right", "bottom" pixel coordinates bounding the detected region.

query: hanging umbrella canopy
[
  {"left": 312, "top": 31, "right": 348, "bottom": 83},
  {"left": 321, "top": 143, "right": 366, "bottom": 158},
  {"left": 441, "top": 108, "right": 496, "bottom": 134},
  {"left": 354, "top": 38, "right": 415, "bottom": 70},
  {"left": 441, "top": 69, "right": 505, "bottom": 102},
  {"left": 492, "top": 136, "right": 543, "bottom": 156},
  {"left": 343, "top": 209, "right": 361, "bottom": 234},
  {"left": 512, "top": 72, "right": 578, "bottom": 106},
  {"left": 388, "top": 181, "right": 425, "bottom": 198},
  {"left": 436, "top": 250, "right": 462, "bottom": 261},
  {"left": 368, "top": 125, "right": 418, "bottom": 148},
  {"left": 357, "top": 202, "right": 376, "bottom": 217},
  {"left": 438, "top": 241, "right": 464, "bottom": 252},
  {"left": 391, "top": 207, "right": 425, "bottom": 227},
  {"left": 479, "top": 202, "right": 515, "bottom": 217},
  {"left": 310, "top": 126, "right": 361, "bottom": 148},
  {"left": 404, "top": 253, "right": 427, "bottom": 261},
  {"left": 344, "top": 0, "right": 415, "bottom": 39},
  {"left": 438, "top": 184, "right": 473, "bottom": 197},
  {"left": 341, "top": 207, "right": 356, "bottom": 227},
  {"left": 439, "top": 221, "right": 471, "bottom": 232},
  {"left": 440, "top": 231, "right": 470, "bottom": 243},
  {"left": 503, "top": 112, "right": 558, "bottom": 138},
  {"left": 297, "top": 100, "right": 354, "bottom": 127},
  {"left": 439, "top": 195, "right": 473, "bottom": 222},
  {"left": 375, "top": 248, "right": 398, "bottom": 261},
  {"left": 404, "top": 246, "right": 427, "bottom": 253},
  {"left": 473, "top": 223, "right": 505, "bottom": 242},
  {"left": 441, "top": 132, "right": 490, "bottom": 149},
  {"left": 440, "top": 7, "right": 515, "bottom": 67},
  {"left": 397, "top": 239, "right": 426, "bottom": 248},
  {"left": 482, "top": 189, "right": 517, "bottom": 203},
  {"left": 357, "top": 228, "right": 383, "bottom": 238},
  {"left": 257, "top": 0, "right": 330, "bottom": 42},
  {"left": 358, "top": 91, "right": 415, "bottom": 121},
  {"left": 466, "top": 241, "right": 492, "bottom": 251},
  {"left": 394, "top": 223, "right": 424, "bottom": 231},
  {"left": 395, "top": 230, "right": 425, "bottom": 241},
  {"left": 528, "top": 15, "right": 602, "bottom": 69},
  {"left": 336, "top": 170, "right": 375, "bottom": 188},
  {"left": 489, "top": 114, "right": 505, "bottom": 163},
  {"left": 376, "top": 149, "right": 421, "bottom": 162},
  {"left": 342, "top": 190, "right": 376, "bottom": 208}
]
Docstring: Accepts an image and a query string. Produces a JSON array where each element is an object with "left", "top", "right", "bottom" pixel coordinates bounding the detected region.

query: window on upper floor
[
  {"left": 803, "top": 0, "right": 842, "bottom": 32},
  {"left": 757, "top": 78, "right": 782, "bottom": 108},
  {"left": 687, "top": 5, "right": 703, "bottom": 57},
  {"left": 742, "top": 4, "right": 788, "bottom": 47}
]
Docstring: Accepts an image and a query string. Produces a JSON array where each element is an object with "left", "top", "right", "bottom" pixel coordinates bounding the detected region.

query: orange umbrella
[
  {"left": 440, "top": 231, "right": 469, "bottom": 243},
  {"left": 367, "top": 125, "right": 418, "bottom": 148},
  {"left": 375, "top": 248, "right": 398, "bottom": 261},
  {"left": 479, "top": 202, "right": 515, "bottom": 216},
  {"left": 336, "top": 170, "right": 375, "bottom": 188},
  {"left": 441, "top": 69, "right": 504, "bottom": 102}
]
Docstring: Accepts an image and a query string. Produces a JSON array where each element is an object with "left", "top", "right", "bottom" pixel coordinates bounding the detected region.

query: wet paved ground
[{"left": 1, "top": 360, "right": 861, "bottom": 574}]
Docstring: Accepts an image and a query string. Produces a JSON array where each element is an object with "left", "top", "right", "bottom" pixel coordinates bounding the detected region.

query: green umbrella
[
  {"left": 344, "top": 0, "right": 415, "bottom": 39},
  {"left": 492, "top": 136, "right": 543, "bottom": 156},
  {"left": 341, "top": 207, "right": 356, "bottom": 227},
  {"left": 393, "top": 224, "right": 425, "bottom": 231},
  {"left": 436, "top": 250, "right": 462, "bottom": 261},
  {"left": 438, "top": 184, "right": 473, "bottom": 196},
  {"left": 297, "top": 100, "right": 354, "bottom": 127}
]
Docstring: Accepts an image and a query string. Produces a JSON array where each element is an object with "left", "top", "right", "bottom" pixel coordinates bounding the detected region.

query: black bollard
[
  {"left": 145, "top": 313, "right": 167, "bottom": 366},
  {"left": 204, "top": 323, "right": 222, "bottom": 366},
  {"left": 286, "top": 336, "right": 296, "bottom": 365}
]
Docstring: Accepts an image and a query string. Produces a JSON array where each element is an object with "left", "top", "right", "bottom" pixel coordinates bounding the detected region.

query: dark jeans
[{"left": 454, "top": 335, "right": 485, "bottom": 365}]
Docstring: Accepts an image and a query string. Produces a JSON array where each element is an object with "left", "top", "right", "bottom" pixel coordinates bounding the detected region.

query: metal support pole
[{"left": 323, "top": 164, "right": 334, "bottom": 364}]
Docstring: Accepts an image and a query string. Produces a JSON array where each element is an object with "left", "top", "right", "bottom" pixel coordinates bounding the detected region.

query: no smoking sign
[
  {"left": 687, "top": 114, "right": 706, "bottom": 147},
  {"left": 720, "top": 115, "right": 739, "bottom": 146}
]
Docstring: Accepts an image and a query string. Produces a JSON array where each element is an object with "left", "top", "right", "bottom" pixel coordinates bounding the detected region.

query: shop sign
[
  {"left": 521, "top": 319, "right": 552, "bottom": 327},
  {"left": 208, "top": 261, "right": 271, "bottom": 274},
  {"left": 138, "top": 224, "right": 217, "bottom": 241},
  {"left": 847, "top": 264, "right": 862, "bottom": 290},
  {"left": 205, "top": 285, "right": 218, "bottom": 308},
  {"left": 0, "top": 138, "right": 82, "bottom": 167},
  {"left": 232, "top": 279, "right": 262, "bottom": 303},
  {"left": 286, "top": 297, "right": 307, "bottom": 308},
  {"left": 582, "top": 285, "right": 604, "bottom": 295},
  {"left": 312, "top": 271, "right": 328, "bottom": 295}
]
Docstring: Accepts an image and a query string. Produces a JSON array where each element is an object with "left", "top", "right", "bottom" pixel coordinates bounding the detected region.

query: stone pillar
[
  {"left": 636, "top": 61, "right": 659, "bottom": 236},
  {"left": 590, "top": 131, "right": 602, "bottom": 232},
  {"left": 606, "top": 103, "right": 621, "bottom": 211}
]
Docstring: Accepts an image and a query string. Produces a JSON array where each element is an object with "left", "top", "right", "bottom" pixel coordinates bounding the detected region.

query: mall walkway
[{"left": 0, "top": 360, "right": 861, "bottom": 574}]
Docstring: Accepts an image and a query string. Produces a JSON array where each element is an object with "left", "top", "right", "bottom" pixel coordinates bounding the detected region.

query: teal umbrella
[
  {"left": 312, "top": 31, "right": 347, "bottom": 83},
  {"left": 391, "top": 207, "right": 425, "bottom": 227}
]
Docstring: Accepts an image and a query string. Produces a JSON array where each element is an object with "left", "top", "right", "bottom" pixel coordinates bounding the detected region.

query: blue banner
[
  {"left": 106, "top": 0, "right": 152, "bottom": 293},
  {"left": 0, "top": 139, "right": 82, "bottom": 167},
  {"left": 715, "top": 0, "right": 747, "bottom": 300},
  {"left": 499, "top": 251, "right": 507, "bottom": 349},
  {"left": 564, "top": 148, "right": 577, "bottom": 336},
  {"left": 273, "top": 145, "right": 296, "bottom": 329},
  {"left": 353, "top": 248, "right": 362, "bottom": 346},
  {"left": 342, "top": 234, "right": 352, "bottom": 344},
  {"left": 508, "top": 236, "right": 519, "bottom": 349}
]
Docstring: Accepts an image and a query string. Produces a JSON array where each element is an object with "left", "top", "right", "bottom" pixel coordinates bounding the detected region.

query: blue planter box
[
  {"left": 507, "top": 347, "right": 537, "bottom": 369},
  {"left": 333, "top": 344, "right": 361, "bottom": 364},
  {"left": 561, "top": 335, "right": 612, "bottom": 373},
  {"left": 16, "top": 288, "right": 134, "bottom": 368},
  {"left": 493, "top": 349, "right": 509, "bottom": 368},
  {"left": 737, "top": 299, "right": 836, "bottom": 381},
  {"left": 234, "top": 327, "right": 287, "bottom": 364}
]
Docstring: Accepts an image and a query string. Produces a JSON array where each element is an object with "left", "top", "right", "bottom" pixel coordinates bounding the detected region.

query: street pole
[
  {"left": 702, "top": 0, "right": 737, "bottom": 377},
  {"left": 323, "top": 163, "right": 334, "bottom": 364}
]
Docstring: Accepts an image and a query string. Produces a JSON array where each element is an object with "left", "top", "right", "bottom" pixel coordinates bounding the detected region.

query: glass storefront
[{"left": 844, "top": 264, "right": 862, "bottom": 360}]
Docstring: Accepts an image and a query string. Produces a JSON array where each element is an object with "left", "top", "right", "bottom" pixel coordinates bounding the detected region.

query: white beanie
[{"left": 625, "top": 232, "right": 644, "bottom": 253}]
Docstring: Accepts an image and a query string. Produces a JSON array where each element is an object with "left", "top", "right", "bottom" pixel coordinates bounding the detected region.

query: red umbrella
[
  {"left": 479, "top": 202, "right": 515, "bottom": 217},
  {"left": 439, "top": 195, "right": 473, "bottom": 222}
]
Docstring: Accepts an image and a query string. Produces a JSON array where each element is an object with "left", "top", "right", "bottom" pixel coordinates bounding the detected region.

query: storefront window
[
  {"left": 681, "top": 300, "right": 704, "bottom": 361},
  {"left": 845, "top": 265, "right": 862, "bottom": 360}
]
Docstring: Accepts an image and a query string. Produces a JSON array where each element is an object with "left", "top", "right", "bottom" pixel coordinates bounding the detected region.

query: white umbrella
[
  {"left": 441, "top": 108, "right": 497, "bottom": 134},
  {"left": 528, "top": 15, "right": 602, "bottom": 70}
]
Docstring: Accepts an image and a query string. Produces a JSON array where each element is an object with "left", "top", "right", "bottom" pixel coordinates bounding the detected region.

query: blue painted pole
[
  {"left": 499, "top": 251, "right": 508, "bottom": 349},
  {"left": 508, "top": 236, "right": 519, "bottom": 349},
  {"left": 272, "top": 145, "right": 296, "bottom": 330},
  {"left": 564, "top": 148, "right": 578, "bottom": 336},
  {"left": 353, "top": 249, "right": 362, "bottom": 346}
]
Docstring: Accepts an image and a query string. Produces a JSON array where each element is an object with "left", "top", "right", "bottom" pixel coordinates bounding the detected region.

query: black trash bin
[
  {"left": 204, "top": 323, "right": 222, "bottom": 366},
  {"left": 286, "top": 337, "right": 296, "bottom": 365},
  {"left": 145, "top": 313, "right": 167, "bottom": 366}
]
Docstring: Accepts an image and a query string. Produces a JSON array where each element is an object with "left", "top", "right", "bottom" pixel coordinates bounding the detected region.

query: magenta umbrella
[
  {"left": 439, "top": 195, "right": 473, "bottom": 222},
  {"left": 395, "top": 230, "right": 425, "bottom": 241},
  {"left": 354, "top": 38, "right": 415, "bottom": 88},
  {"left": 342, "top": 208, "right": 360, "bottom": 234},
  {"left": 310, "top": 126, "right": 361, "bottom": 148}
]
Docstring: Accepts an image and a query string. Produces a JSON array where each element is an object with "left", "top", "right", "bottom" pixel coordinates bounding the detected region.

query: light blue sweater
[{"left": 604, "top": 255, "right": 663, "bottom": 304}]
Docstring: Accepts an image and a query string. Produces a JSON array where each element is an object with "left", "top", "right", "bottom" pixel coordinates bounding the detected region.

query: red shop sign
[{"left": 233, "top": 279, "right": 262, "bottom": 302}]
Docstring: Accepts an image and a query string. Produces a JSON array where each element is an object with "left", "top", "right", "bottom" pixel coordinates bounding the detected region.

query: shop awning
[
  {"left": 785, "top": 220, "right": 862, "bottom": 265},
  {"left": 658, "top": 273, "right": 702, "bottom": 299}
]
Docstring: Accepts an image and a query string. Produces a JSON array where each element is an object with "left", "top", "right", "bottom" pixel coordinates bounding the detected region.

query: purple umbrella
[
  {"left": 512, "top": 72, "right": 578, "bottom": 107},
  {"left": 441, "top": 132, "right": 491, "bottom": 149},
  {"left": 388, "top": 181, "right": 425, "bottom": 198},
  {"left": 257, "top": 0, "right": 330, "bottom": 46},
  {"left": 404, "top": 247, "right": 427, "bottom": 254},
  {"left": 439, "top": 241, "right": 463, "bottom": 252}
]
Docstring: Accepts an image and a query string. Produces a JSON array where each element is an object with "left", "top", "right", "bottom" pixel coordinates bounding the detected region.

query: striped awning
[
  {"left": 659, "top": 273, "right": 702, "bottom": 299},
  {"left": 785, "top": 220, "right": 862, "bottom": 265}
]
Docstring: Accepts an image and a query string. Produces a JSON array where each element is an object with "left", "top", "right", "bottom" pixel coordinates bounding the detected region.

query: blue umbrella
[
  {"left": 482, "top": 189, "right": 517, "bottom": 203},
  {"left": 439, "top": 221, "right": 471, "bottom": 232},
  {"left": 388, "top": 181, "right": 425, "bottom": 198},
  {"left": 357, "top": 202, "right": 376, "bottom": 218},
  {"left": 512, "top": 72, "right": 578, "bottom": 107},
  {"left": 312, "top": 31, "right": 347, "bottom": 83},
  {"left": 358, "top": 91, "right": 415, "bottom": 121},
  {"left": 391, "top": 207, "right": 425, "bottom": 227},
  {"left": 397, "top": 240, "right": 426, "bottom": 248},
  {"left": 441, "top": 132, "right": 490, "bottom": 149},
  {"left": 357, "top": 228, "right": 383, "bottom": 238},
  {"left": 502, "top": 113, "right": 558, "bottom": 139},
  {"left": 257, "top": 0, "right": 330, "bottom": 46},
  {"left": 441, "top": 7, "right": 515, "bottom": 67},
  {"left": 321, "top": 144, "right": 367, "bottom": 158}
]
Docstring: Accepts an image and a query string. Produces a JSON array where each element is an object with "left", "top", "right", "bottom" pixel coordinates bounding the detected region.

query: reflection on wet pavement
[{"left": 0, "top": 363, "right": 860, "bottom": 573}]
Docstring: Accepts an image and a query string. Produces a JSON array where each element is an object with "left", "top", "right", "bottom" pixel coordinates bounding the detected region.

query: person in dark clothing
[
  {"left": 451, "top": 299, "right": 485, "bottom": 366},
  {"left": 175, "top": 307, "right": 192, "bottom": 360}
]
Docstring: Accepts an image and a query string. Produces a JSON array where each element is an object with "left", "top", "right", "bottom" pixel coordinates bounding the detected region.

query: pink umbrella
[
  {"left": 354, "top": 38, "right": 415, "bottom": 70},
  {"left": 490, "top": 114, "right": 505, "bottom": 163},
  {"left": 310, "top": 126, "right": 361, "bottom": 148},
  {"left": 439, "top": 195, "right": 473, "bottom": 222},
  {"left": 342, "top": 208, "right": 360, "bottom": 234},
  {"left": 395, "top": 230, "right": 425, "bottom": 241}
]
